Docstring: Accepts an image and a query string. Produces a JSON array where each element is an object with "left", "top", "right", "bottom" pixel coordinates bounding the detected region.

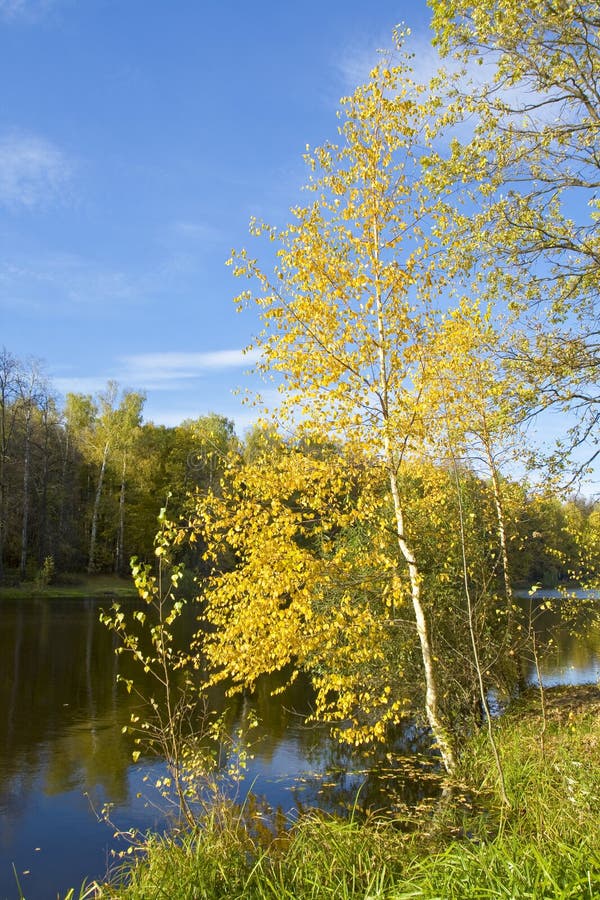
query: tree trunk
[
  {"left": 372, "top": 216, "right": 457, "bottom": 775},
  {"left": 478, "top": 411, "right": 514, "bottom": 609},
  {"left": 0, "top": 461, "right": 6, "bottom": 585},
  {"left": 488, "top": 450, "right": 514, "bottom": 606},
  {"left": 388, "top": 464, "right": 457, "bottom": 774},
  {"left": 88, "top": 440, "right": 109, "bottom": 573},
  {"left": 19, "top": 407, "right": 32, "bottom": 580},
  {"left": 57, "top": 424, "right": 71, "bottom": 565},
  {"left": 38, "top": 413, "right": 50, "bottom": 566},
  {"left": 116, "top": 451, "right": 127, "bottom": 575}
]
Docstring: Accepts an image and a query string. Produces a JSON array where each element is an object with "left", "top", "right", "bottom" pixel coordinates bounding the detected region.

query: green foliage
[{"left": 34, "top": 555, "right": 55, "bottom": 590}]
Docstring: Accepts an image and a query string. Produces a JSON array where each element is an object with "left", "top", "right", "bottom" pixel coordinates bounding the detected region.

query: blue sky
[{"left": 0, "top": 0, "right": 439, "bottom": 431}]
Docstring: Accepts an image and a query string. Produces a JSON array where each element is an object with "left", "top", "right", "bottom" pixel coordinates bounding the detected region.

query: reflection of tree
[
  {"left": 6, "top": 597, "right": 23, "bottom": 748},
  {"left": 44, "top": 715, "right": 130, "bottom": 801},
  {"left": 219, "top": 671, "right": 445, "bottom": 819},
  {"left": 536, "top": 627, "right": 600, "bottom": 684},
  {"left": 288, "top": 725, "right": 444, "bottom": 819},
  {"left": 0, "top": 598, "right": 142, "bottom": 813},
  {"left": 222, "top": 671, "right": 327, "bottom": 768},
  {"left": 0, "top": 600, "right": 337, "bottom": 822},
  {"left": 517, "top": 595, "right": 600, "bottom": 685}
]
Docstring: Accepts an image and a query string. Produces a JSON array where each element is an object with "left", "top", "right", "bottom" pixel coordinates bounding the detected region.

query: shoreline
[{"left": 0, "top": 573, "right": 138, "bottom": 601}]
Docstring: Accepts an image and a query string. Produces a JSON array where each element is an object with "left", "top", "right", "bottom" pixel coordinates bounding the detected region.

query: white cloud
[
  {"left": 167, "top": 220, "right": 224, "bottom": 245},
  {"left": 153, "top": 219, "right": 226, "bottom": 277},
  {"left": 335, "top": 28, "right": 468, "bottom": 98},
  {"left": 0, "top": 133, "right": 72, "bottom": 209},
  {"left": 334, "top": 30, "right": 396, "bottom": 93},
  {"left": 51, "top": 357, "right": 268, "bottom": 433},
  {"left": 119, "top": 349, "right": 260, "bottom": 386},
  {"left": 0, "top": 0, "right": 29, "bottom": 18}
]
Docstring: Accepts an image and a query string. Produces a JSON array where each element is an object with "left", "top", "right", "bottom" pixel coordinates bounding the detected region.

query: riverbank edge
[
  {"left": 87, "top": 683, "right": 600, "bottom": 899},
  {"left": 0, "top": 574, "right": 137, "bottom": 601}
]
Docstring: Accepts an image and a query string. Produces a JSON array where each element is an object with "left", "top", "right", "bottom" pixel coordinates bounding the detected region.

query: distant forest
[
  {"left": 0, "top": 348, "right": 241, "bottom": 583},
  {"left": 1, "top": 347, "right": 598, "bottom": 588}
]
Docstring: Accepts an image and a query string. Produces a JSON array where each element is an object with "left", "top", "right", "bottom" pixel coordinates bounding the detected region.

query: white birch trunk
[
  {"left": 88, "top": 440, "right": 109, "bottom": 573},
  {"left": 19, "top": 407, "right": 32, "bottom": 580}
]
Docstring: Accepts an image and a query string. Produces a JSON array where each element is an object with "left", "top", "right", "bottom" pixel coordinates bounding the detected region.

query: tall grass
[{"left": 92, "top": 687, "right": 600, "bottom": 900}]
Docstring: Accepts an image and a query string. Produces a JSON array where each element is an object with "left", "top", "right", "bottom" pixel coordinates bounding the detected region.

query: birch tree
[
  {"left": 226, "top": 53, "right": 460, "bottom": 772},
  {"left": 85, "top": 382, "right": 144, "bottom": 573},
  {"left": 429, "top": 300, "right": 528, "bottom": 608},
  {"left": 114, "top": 391, "right": 145, "bottom": 575},
  {"left": 17, "top": 361, "right": 47, "bottom": 579}
]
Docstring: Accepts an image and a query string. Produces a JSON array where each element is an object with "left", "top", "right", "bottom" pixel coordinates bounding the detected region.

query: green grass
[
  {"left": 0, "top": 573, "right": 137, "bottom": 600},
  {"left": 88, "top": 686, "right": 600, "bottom": 900}
]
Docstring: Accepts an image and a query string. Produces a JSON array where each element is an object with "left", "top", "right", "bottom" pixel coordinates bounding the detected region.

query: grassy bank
[
  {"left": 90, "top": 685, "right": 600, "bottom": 899},
  {"left": 0, "top": 573, "right": 137, "bottom": 601}
]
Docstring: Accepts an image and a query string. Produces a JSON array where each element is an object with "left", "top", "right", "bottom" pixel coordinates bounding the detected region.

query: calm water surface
[{"left": 0, "top": 593, "right": 598, "bottom": 899}]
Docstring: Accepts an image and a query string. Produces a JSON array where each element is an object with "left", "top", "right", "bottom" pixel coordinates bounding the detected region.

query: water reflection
[
  {"left": 0, "top": 593, "right": 598, "bottom": 899},
  {"left": 518, "top": 590, "right": 600, "bottom": 687}
]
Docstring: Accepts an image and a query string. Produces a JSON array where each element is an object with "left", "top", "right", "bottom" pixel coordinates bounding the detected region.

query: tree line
[
  {"left": 0, "top": 348, "right": 240, "bottom": 584},
  {"left": 1, "top": 344, "right": 597, "bottom": 598}
]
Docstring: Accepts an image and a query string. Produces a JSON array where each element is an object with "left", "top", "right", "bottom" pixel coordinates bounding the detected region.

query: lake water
[{"left": 0, "top": 593, "right": 598, "bottom": 899}]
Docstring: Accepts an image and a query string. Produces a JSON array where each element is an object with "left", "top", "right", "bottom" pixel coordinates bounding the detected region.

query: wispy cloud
[
  {"left": 0, "top": 0, "right": 57, "bottom": 22},
  {"left": 334, "top": 27, "right": 558, "bottom": 146},
  {"left": 153, "top": 218, "right": 226, "bottom": 277},
  {"left": 120, "top": 349, "right": 260, "bottom": 387},
  {"left": 50, "top": 351, "right": 267, "bottom": 431},
  {"left": 0, "top": 251, "right": 137, "bottom": 312},
  {"left": 334, "top": 26, "right": 466, "bottom": 95},
  {"left": 0, "top": 132, "right": 72, "bottom": 209},
  {"left": 334, "top": 29, "right": 397, "bottom": 92},
  {"left": 52, "top": 350, "right": 259, "bottom": 396}
]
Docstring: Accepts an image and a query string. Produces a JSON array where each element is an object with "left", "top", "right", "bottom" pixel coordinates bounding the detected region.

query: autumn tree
[
  {"left": 34, "top": 392, "right": 62, "bottom": 567},
  {"left": 0, "top": 350, "right": 58, "bottom": 581},
  {"left": 222, "top": 50, "right": 466, "bottom": 772},
  {"left": 56, "top": 392, "right": 96, "bottom": 569},
  {"left": 113, "top": 390, "right": 146, "bottom": 575},
  {"left": 428, "top": 300, "right": 530, "bottom": 609},
  {"left": 180, "top": 414, "right": 238, "bottom": 496},
  {"left": 192, "top": 438, "right": 434, "bottom": 743}
]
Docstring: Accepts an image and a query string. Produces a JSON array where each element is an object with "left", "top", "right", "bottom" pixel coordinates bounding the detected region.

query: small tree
[{"left": 101, "top": 508, "right": 205, "bottom": 827}]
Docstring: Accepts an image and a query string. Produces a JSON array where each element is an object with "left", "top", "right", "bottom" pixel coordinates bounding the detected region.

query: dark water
[{"left": 0, "top": 593, "right": 598, "bottom": 900}]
